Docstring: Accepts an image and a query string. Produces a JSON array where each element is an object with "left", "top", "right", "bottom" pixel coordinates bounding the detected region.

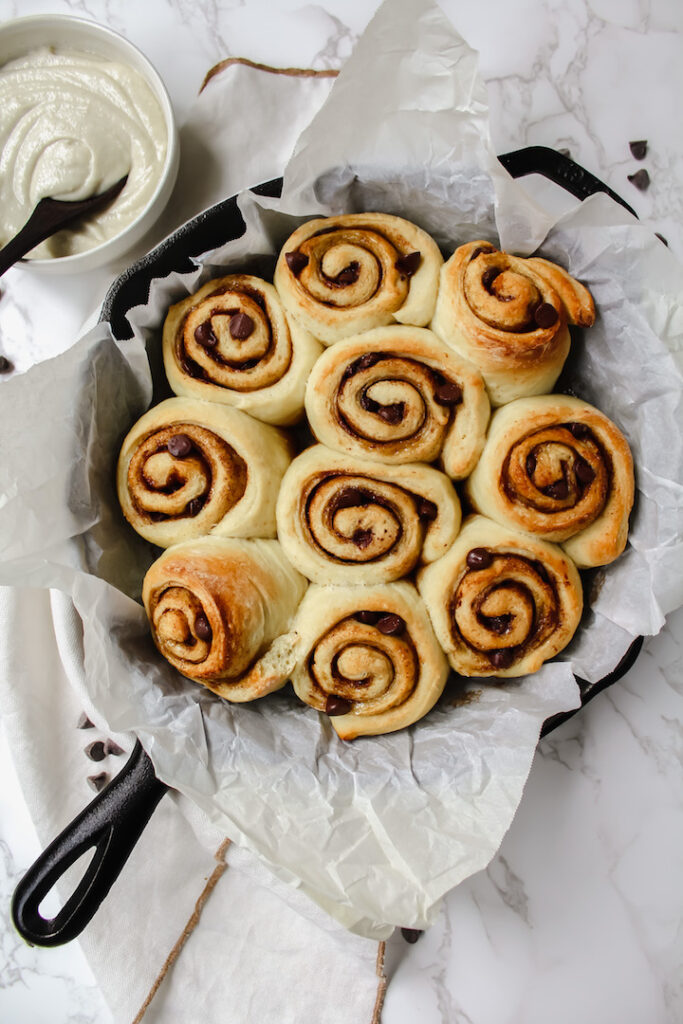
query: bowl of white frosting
[{"left": 0, "top": 15, "right": 179, "bottom": 272}]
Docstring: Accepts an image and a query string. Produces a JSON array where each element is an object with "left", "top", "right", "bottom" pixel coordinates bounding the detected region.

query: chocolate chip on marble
[
  {"left": 229, "top": 312, "right": 255, "bottom": 339},
  {"left": 575, "top": 457, "right": 595, "bottom": 485},
  {"left": 401, "top": 928, "right": 423, "bottom": 944},
  {"left": 85, "top": 740, "right": 107, "bottom": 762},
  {"left": 376, "top": 613, "right": 405, "bottom": 636},
  {"left": 325, "top": 695, "right": 352, "bottom": 716},
  {"left": 77, "top": 712, "right": 94, "bottom": 730},
  {"left": 433, "top": 380, "right": 462, "bottom": 406},
  {"left": 355, "top": 610, "right": 382, "bottom": 625},
  {"left": 194, "top": 321, "right": 217, "bottom": 347},
  {"left": 87, "top": 773, "right": 109, "bottom": 793},
  {"left": 489, "top": 649, "right": 515, "bottom": 670},
  {"left": 655, "top": 233, "right": 669, "bottom": 247},
  {"left": 104, "top": 740, "right": 125, "bottom": 757},
  {"left": 567, "top": 421, "right": 591, "bottom": 439},
  {"left": 167, "top": 433, "right": 193, "bottom": 458},
  {"left": 629, "top": 140, "right": 648, "bottom": 160},
  {"left": 627, "top": 169, "right": 650, "bottom": 191},
  {"left": 285, "top": 251, "right": 309, "bottom": 276},
  {"left": 534, "top": 302, "right": 559, "bottom": 328},
  {"left": 195, "top": 614, "right": 212, "bottom": 640},
  {"left": 0, "top": 355, "right": 13, "bottom": 373},
  {"left": 466, "top": 548, "right": 492, "bottom": 570},
  {"left": 417, "top": 498, "right": 438, "bottom": 522},
  {"left": 395, "top": 251, "right": 421, "bottom": 277}
]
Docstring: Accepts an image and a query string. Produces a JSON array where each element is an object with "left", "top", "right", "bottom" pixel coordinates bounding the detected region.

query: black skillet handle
[
  {"left": 498, "top": 145, "right": 637, "bottom": 217},
  {"left": 12, "top": 741, "right": 167, "bottom": 947}
]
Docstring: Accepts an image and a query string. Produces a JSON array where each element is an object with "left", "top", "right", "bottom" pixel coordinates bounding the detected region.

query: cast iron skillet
[{"left": 11, "top": 147, "right": 643, "bottom": 947}]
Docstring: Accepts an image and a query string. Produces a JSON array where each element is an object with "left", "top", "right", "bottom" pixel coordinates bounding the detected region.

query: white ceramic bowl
[{"left": 0, "top": 15, "right": 179, "bottom": 274}]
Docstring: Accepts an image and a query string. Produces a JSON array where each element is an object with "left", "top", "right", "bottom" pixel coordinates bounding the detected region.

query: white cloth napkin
[{"left": 0, "top": 58, "right": 390, "bottom": 1024}]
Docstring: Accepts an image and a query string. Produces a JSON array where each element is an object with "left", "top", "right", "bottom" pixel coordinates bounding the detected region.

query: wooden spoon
[{"left": 0, "top": 175, "right": 128, "bottom": 275}]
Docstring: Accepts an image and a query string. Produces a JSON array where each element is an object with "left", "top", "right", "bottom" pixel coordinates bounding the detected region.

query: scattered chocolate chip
[
  {"left": 401, "top": 928, "right": 423, "bottom": 944},
  {"left": 77, "top": 712, "right": 94, "bottom": 729},
  {"left": 545, "top": 477, "right": 569, "bottom": 500},
  {"left": 481, "top": 266, "right": 502, "bottom": 291},
  {"left": 285, "top": 251, "right": 309, "bottom": 276},
  {"left": 356, "top": 610, "right": 382, "bottom": 625},
  {"left": 85, "top": 740, "right": 107, "bottom": 762},
  {"left": 194, "top": 321, "right": 217, "bottom": 347},
  {"left": 0, "top": 355, "right": 13, "bottom": 373},
  {"left": 534, "top": 302, "right": 559, "bottom": 328},
  {"left": 376, "top": 613, "right": 405, "bottom": 636},
  {"left": 469, "top": 244, "right": 495, "bottom": 261},
  {"left": 434, "top": 380, "right": 462, "bottom": 406},
  {"left": 558, "top": 147, "right": 571, "bottom": 158},
  {"left": 655, "top": 233, "right": 669, "bottom": 247},
  {"left": 186, "top": 497, "right": 205, "bottom": 516},
  {"left": 627, "top": 169, "right": 650, "bottom": 191},
  {"left": 335, "top": 261, "right": 360, "bottom": 286},
  {"left": 87, "top": 773, "right": 108, "bottom": 793},
  {"left": 377, "top": 402, "right": 405, "bottom": 424},
  {"left": 352, "top": 528, "right": 374, "bottom": 549},
  {"left": 167, "top": 433, "right": 193, "bottom": 458},
  {"left": 526, "top": 452, "right": 537, "bottom": 476},
  {"left": 104, "top": 740, "right": 124, "bottom": 757},
  {"left": 575, "top": 457, "right": 595, "bottom": 485},
  {"left": 335, "top": 487, "right": 370, "bottom": 510},
  {"left": 326, "top": 695, "right": 352, "bottom": 716},
  {"left": 466, "top": 548, "right": 493, "bottom": 570},
  {"left": 417, "top": 498, "right": 438, "bottom": 522},
  {"left": 148, "top": 511, "right": 167, "bottom": 522},
  {"left": 629, "top": 140, "right": 647, "bottom": 160},
  {"left": 489, "top": 649, "right": 515, "bottom": 670},
  {"left": 195, "top": 614, "right": 212, "bottom": 640},
  {"left": 567, "top": 421, "right": 591, "bottom": 439},
  {"left": 229, "top": 312, "right": 255, "bottom": 339},
  {"left": 395, "top": 251, "right": 421, "bottom": 277},
  {"left": 484, "top": 614, "right": 512, "bottom": 635}
]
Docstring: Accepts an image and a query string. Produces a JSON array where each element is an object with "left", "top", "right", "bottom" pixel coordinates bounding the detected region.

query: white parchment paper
[{"left": 1, "top": 0, "right": 682, "bottom": 938}]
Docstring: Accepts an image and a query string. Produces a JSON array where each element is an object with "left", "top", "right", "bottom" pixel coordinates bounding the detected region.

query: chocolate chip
[
  {"left": 229, "top": 312, "right": 255, "bottom": 339},
  {"left": 77, "top": 712, "right": 94, "bottom": 729},
  {"left": 335, "top": 261, "right": 360, "bottom": 286},
  {"left": 354, "top": 352, "right": 383, "bottom": 373},
  {"left": 417, "top": 498, "right": 438, "bottom": 522},
  {"left": 434, "top": 381, "right": 462, "bottom": 406},
  {"left": 194, "top": 320, "right": 217, "bottom": 347},
  {"left": 575, "top": 457, "right": 595, "bottom": 485},
  {"left": 326, "top": 695, "right": 352, "bottom": 716},
  {"left": 377, "top": 402, "right": 405, "bottom": 424},
  {"left": 655, "top": 233, "right": 669, "bottom": 247},
  {"left": 186, "top": 497, "right": 205, "bottom": 516},
  {"left": 534, "top": 302, "right": 559, "bottom": 328},
  {"left": 353, "top": 528, "right": 374, "bottom": 549},
  {"left": 481, "top": 267, "right": 502, "bottom": 291},
  {"left": 335, "top": 487, "right": 370, "bottom": 510},
  {"left": 526, "top": 453, "right": 537, "bottom": 476},
  {"left": 395, "top": 251, "right": 421, "bottom": 277},
  {"left": 85, "top": 740, "right": 106, "bottom": 762},
  {"left": 629, "top": 140, "right": 647, "bottom": 160},
  {"left": 167, "top": 433, "right": 193, "bottom": 458},
  {"left": 627, "top": 169, "right": 650, "bottom": 191},
  {"left": 545, "top": 477, "right": 569, "bottom": 500},
  {"left": 489, "top": 649, "right": 515, "bottom": 670},
  {"left": 567, "top": 421, "right": 591, "bottom": 439},
  {"left": 355, "top": 610, "right": 382, "bottom": 625},
  {"left": 401, "top": 928, "right": 423, "bottom": 944},
  {"left": 285, "top": 251, "right": 309, "bottom": 276},
  {"left": 359, "top": 392, "right": 380, "bottom": 413},
  {"left": 470, "top": 245, "right": 495, "bottom": 261},
  {"left": 484, "top": 614, "right": 512, "bottom": 635},
  {"left": 148, "top": 511, "right": 167, "bottom": 522},
  {"left": 0, "top": 355, "right": 13, "bottom": 373},
  {"left": 87, "top": 773, "right": 108, "bottom": 793},
  {"left": 104, "top": 740, "right": 124, "bottom": 757},
  {"left": 377, "top": 613, "right": 405, "bottom": 635},
  {"left": 466, "top": 548, "right": 493, "bottom": 570},
  {"left": 195, "top": 614, "right": 212, "bottom": 640}
]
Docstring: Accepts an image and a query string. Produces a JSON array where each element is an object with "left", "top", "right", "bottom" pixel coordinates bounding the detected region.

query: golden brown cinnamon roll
[
  {"left": 290, "top": 581, "right": 449, "bottom": 739},
  {"left": 117, "top": 397, "right": 292, "bottom": 548},
  {"left": 418, "top": 515, "right": 583, "bottom": 678},
  {"left": 466, "top": 396, "right": 634, "bottom": 568},
  {"left": 273, "top": 213, "right": 443, "bottom": 345},
  {"left": 142, "top": 537, "right": 307, "bottom": 700},
  {"left": 276, "top": 444, "right": 461, "bottom": 584},
  {"left": 162, "top": 274, "right": 322, "bottom": 425},
  {"left": 305, "top": 325, "right": 490, "bottom": 479},
  {"left": 431, "top": 241, "right": 595, "bottom": 406}
]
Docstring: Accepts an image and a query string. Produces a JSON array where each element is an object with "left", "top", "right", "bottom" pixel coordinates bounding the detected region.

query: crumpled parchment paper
[{"left": 0, "top": 0, "right": 681, "bottom": 939}]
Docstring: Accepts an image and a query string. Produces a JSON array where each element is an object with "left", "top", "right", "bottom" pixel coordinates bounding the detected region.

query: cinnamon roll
[
  {"left": 431, "top": 241, "right": 596, "bottom": 406},
  {"left": 290, "top": 581, "right": 449, "bottom": 739},
  {"left": 142, "top": 537, "right": 307, "bottom": 700},
  {"left": 466, "top": 395, "right": 634, "bottom": 568},
  {"left": 276, "top": 444, "right": 461, "bottom": 584},
  {"left": 162, "top": 274, "right": 322, "bottom": 426},
  {"left": 273, "top": 213, "right": 443, "bottom": 345},
  {"left": 117, "top": 397, "right": 292, "bottom": 548},
  {"left": 305, "top": 325, "right": 490, "bottom": 479},
  {"left": 417, "top": 515, "right": 583, "bottom": 678}
]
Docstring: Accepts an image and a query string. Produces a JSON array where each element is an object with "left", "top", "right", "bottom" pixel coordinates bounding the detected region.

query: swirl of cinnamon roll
[
  {"left": 466, "top": 396, "right": 634, "bottom": 568},
  {"left": 305, "top": 325, "right": 490, "bottom": 479},
  {"left": 142, "top": 537, "right": 307, "bottom": 700},
  {"left": 431, "top": 241, "right": 596, "bottom": 406},
  {"left": 276, "top": 445, "right": 461, "bottom": 584},
  {"left": 162, "top": 274, "right": 322, "bottom": 426},
  {"left": 418, "top": 515, "right": 583, "bottom": 678},
  {"left": 290, "top": 581, "right": 448, "bottom": 739},
  {"left": 273, "top": 213, "right": 443, "bottom": 345},
  {"left": 117, "top": 397, "right": 292, "bottom": 547}
]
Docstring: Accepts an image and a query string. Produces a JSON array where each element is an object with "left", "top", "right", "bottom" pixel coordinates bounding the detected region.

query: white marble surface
[{"left": 0, "top": 1, "right": 681, "bottom": 1022}]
